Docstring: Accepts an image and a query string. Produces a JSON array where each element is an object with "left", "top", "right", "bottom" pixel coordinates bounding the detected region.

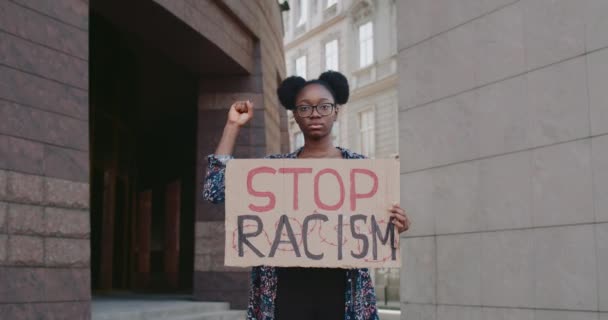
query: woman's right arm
[{"left": 202, "top": 101, "right": 254, "bottom": 204}]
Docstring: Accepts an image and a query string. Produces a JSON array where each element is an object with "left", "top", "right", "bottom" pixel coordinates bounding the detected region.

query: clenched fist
[{"left": 227, "top": 100, "right": 254, "bottom": 127}]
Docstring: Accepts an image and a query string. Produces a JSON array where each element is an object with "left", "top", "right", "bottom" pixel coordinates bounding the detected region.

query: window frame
[
  {"left": 295, "top": 55, "right": 307, "bottom": 79},
  {"left": 358, "top": 107, "right": 375, "bottom": 158},
  {"left": 297, "top": 0, "right": 308, "bottom": 26},
  {"left": 324, "top": 39, "right": 339, "bottom": 71},
  {"left": 358, "top": 21, "right": 374, "bottom": 68}
]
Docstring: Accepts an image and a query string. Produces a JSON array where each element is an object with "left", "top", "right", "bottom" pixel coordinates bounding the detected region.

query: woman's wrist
[
  {"left": 224, "top": 121, "right": 241, "bottom": 131},
  {"left": 215, "top": 122, "right": 241, "bottom": 155},
  {"left": 222, "top": 122, "right": 241, "bottom": 141}
]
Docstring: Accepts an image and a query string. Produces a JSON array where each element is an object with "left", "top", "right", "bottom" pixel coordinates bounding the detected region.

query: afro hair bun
[
  {"left": 277, "top": 76, "right": 306, "bottom": 110},
  {"left": 318, "top": 71, "right": 349, "bottom": 105},
  {"left": 277, "top": 71, "right": 350, "bottom": 110}
]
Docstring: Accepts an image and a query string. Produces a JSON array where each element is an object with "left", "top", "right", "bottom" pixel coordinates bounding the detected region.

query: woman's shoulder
[
  {"left": 337, "top": 147, "right": 367, "bottom": 159},
  {"left": 263, "top": 147, "right": 367, "bottom": 159}
]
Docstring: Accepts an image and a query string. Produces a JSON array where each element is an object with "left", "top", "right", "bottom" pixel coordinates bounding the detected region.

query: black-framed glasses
[{"left": 294, "top": 103, "right": 336, "bottom": 117}]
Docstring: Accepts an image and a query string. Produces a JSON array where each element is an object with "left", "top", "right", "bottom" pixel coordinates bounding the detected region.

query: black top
[{"left": 275, "top": 267, "right": 346, "bottom": 320}]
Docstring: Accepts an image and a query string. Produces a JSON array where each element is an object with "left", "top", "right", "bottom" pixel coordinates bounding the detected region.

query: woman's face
[{"left": 293, "top": 83, "right": 338, "bottom": 140}]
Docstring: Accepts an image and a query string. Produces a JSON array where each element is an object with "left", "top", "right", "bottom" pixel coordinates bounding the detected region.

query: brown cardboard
[{"left": 224, "top": 159, "right": 400, "bottom": 269}]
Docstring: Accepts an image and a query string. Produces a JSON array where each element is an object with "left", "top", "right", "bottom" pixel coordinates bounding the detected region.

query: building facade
[
  {"left": 0, "top": 0, "right": 287, "bottom": 317},
  {"left": 282, "top": 0, "right": 400, "bottom": 308},
  {"left": 397, "top": 0, "right": 608, "bottom": 319},
  {"left": 283, "top": 0, "right": 399, "bottom": 160}
]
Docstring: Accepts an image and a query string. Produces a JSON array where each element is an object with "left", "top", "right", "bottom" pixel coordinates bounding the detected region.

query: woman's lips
[{"left": 308, "top": 124, "right": 323, "bottom": 130}]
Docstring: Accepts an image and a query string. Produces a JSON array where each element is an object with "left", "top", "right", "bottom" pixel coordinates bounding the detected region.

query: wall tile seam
[
  {"left": 0, "top": 133, "right": 89, "bottom": 158},
  {"left": 0, "top": 262, "right": 91, "bottom": 268},
  {"left": 399, "top": 133, "right": 607, "bottom": 175},
  {"left": 398, "top": 302, "right": 603, "bottom": 313},
  {"left": 593, "top": 218, "right": 601, "bottom": 312},
  {"left": 6, "top": 0, "right": 88, "bottom": 32},
  {"left": 586, "top": 47, "right": 604, "bottom": 308},
  {"left": 0, "top": 299, "right": 92, "bottom": 306},
  {"left": 402, "top": 221, "right": 607, "bottom": 240},
  {"left": 0, "top": 63, "right": 87, "bottom": 92},
  {"left": 399, "top": 46, "right": 608, "bottom": 113},
  {"left": 5, "top": 235, "right": 90, "bottom": 245},
  {"left": 397, "top": 0, "right": 522, "bottom": 54},
  {"left": 0, "top": 97, "right": 88, "bottom": 122},
  {"left": 4, "top": 228, "right": 90, "bottom": 238},
  {"left": 583, "top": 22, "right": 594, "bottom": 149},
  {"left": 0, "top": 28, "right": 87, "bottom": 62},
  {"left": 2, "top": 171, "right": 90, "bottom": 185},
  {"left": 0, "top": 195, "right": 90, "bottom": 210},
  {"left": 0, "top": 265, "right": 89, "bottom": 270},
  {"left": 0, "top": 30, "right": 89, "bottom": 89},
  {"left": 0, "top": 200, "right": 90, "bottom": 215}
]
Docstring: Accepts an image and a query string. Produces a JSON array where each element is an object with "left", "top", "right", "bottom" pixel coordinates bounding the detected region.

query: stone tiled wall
[
  {"left": 0, "top": 1, "right": 90, "bottom": 318},
  {"left": 0, "top": 0, "right": 285, "bottom": 315},
  {"left": 397, "top": 0, "right": 608, "bottom": 319}
]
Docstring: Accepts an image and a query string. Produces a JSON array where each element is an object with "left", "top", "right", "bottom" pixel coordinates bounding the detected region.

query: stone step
[
  {"left": 92, "top": 301, "right": 231, "bottom": 320},
  {"left": 378, "top": 309, "right": 401, "bottom": 320},
  {"left": 171, "top": 310, "right": 246, "bottom": 320}
]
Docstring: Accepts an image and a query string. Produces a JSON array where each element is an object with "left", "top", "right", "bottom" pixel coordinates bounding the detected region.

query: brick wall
[
  {"left": 195, "top": 89, "right": 265, "bottom": 308},
  {"left": 193, "top": 0, "right": 286, "bottom": 309},
  {"left": 0, "top": 0, "right": 90, "bottom": 318}
]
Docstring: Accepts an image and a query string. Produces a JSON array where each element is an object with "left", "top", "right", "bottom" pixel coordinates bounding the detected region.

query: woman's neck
[{"left": 299, "top": 136, "right": 341, "bottom": 158}]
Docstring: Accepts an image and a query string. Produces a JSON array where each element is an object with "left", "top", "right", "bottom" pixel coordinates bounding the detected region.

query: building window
[
  {"left": 294, "top": 131, "right": 305, "bottom": 151},
  {"left": 359, "top": 109, "right": 375, "bottom": 157},
  {"left": 325, "top": 39, "right": 339, "bottom": 71},
  {"left": 297, "top": 0, "right": 308, "bottom": 26},
  {"left": 326, "top": 0, "right": 337, "bottom": 8},
  {"left": 295, "top": 55, "right": 307, "bottom": 79},
  {"left": 358, "top": 21, "right": 374, "bottom": 68}
]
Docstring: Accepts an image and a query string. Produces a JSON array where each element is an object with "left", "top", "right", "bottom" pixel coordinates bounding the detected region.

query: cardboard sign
[{"left": 224, "top": 159, "right": 400, "bottom": 269}]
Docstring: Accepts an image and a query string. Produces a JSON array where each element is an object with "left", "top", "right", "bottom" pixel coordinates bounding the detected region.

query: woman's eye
[
  {"left": 319, "top": 104, "right": 331, "bottom": 110},
  {"left": 299, "top": 106, "right": 311, "bottom": 111}
]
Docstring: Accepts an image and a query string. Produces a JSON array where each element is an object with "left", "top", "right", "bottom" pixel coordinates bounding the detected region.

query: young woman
[{"left": 203, "top": 71, "right": 411, "bottom": 320}]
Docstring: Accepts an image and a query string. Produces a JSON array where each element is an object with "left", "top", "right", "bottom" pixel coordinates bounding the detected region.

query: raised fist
[{"left": 227, "top": 100, "right": 254, "bottom": 127}]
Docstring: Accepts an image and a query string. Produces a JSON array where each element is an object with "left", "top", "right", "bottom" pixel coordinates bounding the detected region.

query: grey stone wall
[
  {"left": 0, "top": 0, "right": 91, "bottom": 318},
  {"left": 397, "top": 0, "right": 608, "bottom": 319}
]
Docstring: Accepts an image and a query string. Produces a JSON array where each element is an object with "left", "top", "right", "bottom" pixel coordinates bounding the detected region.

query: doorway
[{"left": 90, "top": 12, "right": 196, "bottom": 294}]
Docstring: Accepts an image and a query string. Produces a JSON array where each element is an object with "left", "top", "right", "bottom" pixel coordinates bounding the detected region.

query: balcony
[{"left": 351, "top": 55, "right": 397, "bottom": 90}]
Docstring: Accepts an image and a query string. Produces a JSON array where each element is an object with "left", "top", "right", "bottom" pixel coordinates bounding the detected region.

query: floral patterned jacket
[{"left": 202, "top": 146, "right": 379, "bottom": 320}]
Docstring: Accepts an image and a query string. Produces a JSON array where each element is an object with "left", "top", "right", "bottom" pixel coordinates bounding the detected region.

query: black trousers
[{"left": 274, "top": 267, "right": 346, "bottom": 320}]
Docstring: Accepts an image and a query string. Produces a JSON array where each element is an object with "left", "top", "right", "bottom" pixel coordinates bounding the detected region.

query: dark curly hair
[{"left": 277, "top": 71, "right": 350, "bottom": 110}]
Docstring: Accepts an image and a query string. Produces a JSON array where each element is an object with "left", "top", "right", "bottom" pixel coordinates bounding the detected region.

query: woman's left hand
[{"left": 389, "top": 203, "right": 411, "bottom": 234}]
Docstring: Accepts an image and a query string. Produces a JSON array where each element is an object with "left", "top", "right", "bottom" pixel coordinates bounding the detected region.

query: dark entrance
[{"left": 89, "top": 10, "right": 196, "bottom": 293}]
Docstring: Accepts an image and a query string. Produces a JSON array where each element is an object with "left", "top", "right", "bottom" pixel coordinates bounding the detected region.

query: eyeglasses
[{"left": 294, "top": 103, "right": 336, "bottom": 118}]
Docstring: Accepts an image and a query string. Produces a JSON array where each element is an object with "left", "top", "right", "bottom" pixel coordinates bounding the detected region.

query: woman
[{"left": 203, "top": 71, "right": 411, "bottom": 320}]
